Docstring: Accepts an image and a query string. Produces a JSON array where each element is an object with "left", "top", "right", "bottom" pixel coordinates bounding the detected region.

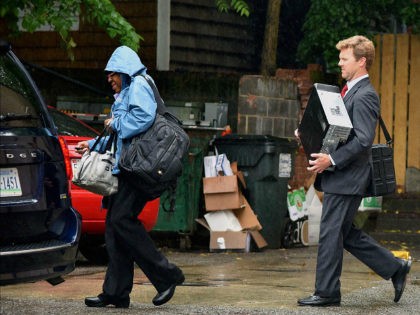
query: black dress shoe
[
  {"left": 392, "top": 258, "right": 412, "bottom": 303},
  {"left": 85, "top": 295, "right": 130, "bottom": 308},
  {"left": 152, "top": 274, "right": 185, "bottom": 306},
  {"left": 298, "top": 295, "right": 341, "bottom": 307}
]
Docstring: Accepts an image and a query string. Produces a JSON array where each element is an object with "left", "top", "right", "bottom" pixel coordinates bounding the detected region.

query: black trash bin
[{"left": 213, "top": 135, "right": 297, "bottom": 248}]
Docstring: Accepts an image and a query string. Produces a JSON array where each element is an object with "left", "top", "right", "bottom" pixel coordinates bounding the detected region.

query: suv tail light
[{"left": 58, "top": 136, "right": 73, "bottom": 184}]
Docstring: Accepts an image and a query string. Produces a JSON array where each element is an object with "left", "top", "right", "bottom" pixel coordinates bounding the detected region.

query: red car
[{"left": 48, "top": 106, "right": 159, "bottom": 263}]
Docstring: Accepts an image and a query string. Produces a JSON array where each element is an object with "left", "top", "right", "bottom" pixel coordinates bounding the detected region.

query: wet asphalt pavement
[{"left": 1, "top": 245, "right": 419, "bottom": 315}]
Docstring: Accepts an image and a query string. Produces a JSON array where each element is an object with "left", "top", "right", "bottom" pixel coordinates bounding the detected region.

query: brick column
[
  {"left": 237, "top": 65, "right": 322, "bottom": 189},
  {"left": 237, "top": 75, "right": 300, "bottom": 138},
  {"left": 275, "top": 64, "right": 323, "bottom": 189}
]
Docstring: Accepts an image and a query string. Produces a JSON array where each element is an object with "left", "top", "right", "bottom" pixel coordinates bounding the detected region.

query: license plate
[{"left": 0, "top": 168, "right": 23, "bottom": 197}]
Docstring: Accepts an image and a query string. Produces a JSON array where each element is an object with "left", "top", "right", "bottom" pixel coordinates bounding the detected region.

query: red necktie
[{"left": 341, "top": 84, "right": 348, "bottom": 98}]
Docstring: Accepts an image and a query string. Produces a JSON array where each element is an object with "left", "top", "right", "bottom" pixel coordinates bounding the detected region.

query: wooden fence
[{"left": 370, "top": 34, "right": 420, "bottom": 192}]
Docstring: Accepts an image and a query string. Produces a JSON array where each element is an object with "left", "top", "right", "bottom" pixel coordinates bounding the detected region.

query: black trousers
[
  {"left": 315, "top": 193, "right": 400, "bottom": 297},
  {"left": 101, "top": 176, "right": 182, "bottom": 301}
]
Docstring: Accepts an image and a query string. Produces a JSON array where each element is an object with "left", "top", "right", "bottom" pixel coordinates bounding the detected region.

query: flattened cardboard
[
  {"left": 203, "top": 175, "right": 238, "bottom": 193},
  {"left": 209, "top": 230, "right": 267, "bottom": 252},
  {"left": 233, "top": 198, "right": 262, "bottom": 231},
  {"left": 204, "top": 210, "right": 242, "bottom": 231},
  {"left": 230, "top": 162, "right": 246, "bottom": 189},
  {"left": 249, "top": 230, "right": 268, "bottom": 248},
  {"left": 204, "top": 191, "right": 244, "bottom": 211},
  {"left": 195, "top": 218, "right": 267, "bottom": 252},
  {"left": 203, "top": 175, "right": 244, "bottom": 210},
  {"left": 236, "top": 171, "right": 246, "bottom": 189},
  {"left": 211, "top": 231, "right": 251, "bottom": 251}
]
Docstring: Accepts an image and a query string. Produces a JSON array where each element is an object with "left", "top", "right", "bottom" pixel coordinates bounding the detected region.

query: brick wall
[
  {"left": 237, "top": 75, "right": 300, "bottom": 138},
  {"left": 237, "top": 65, "right": 322, "bottom": 189},
  {"left": 275, "top": 65, "right": 322, "bottom": 189},
  {"left": 275, "top": 64, "right": 322, "bottom": 120}
]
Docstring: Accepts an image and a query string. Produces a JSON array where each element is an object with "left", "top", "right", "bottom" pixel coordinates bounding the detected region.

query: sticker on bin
[
  {"left": 0, "top": 168, "right": 23, "bottom": 197},
  {"left": 278, "top": 153, "right": 292, "bottom": 177}
]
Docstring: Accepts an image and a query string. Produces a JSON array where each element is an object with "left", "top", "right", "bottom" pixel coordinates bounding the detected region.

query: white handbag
[{"left": 72, "top": 131, "right": 118, "bottom": 196}]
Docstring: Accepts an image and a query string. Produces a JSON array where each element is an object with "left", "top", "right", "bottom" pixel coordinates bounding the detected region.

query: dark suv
[{"left": 0, "top": 40, "right": 81, "bottom": 285}]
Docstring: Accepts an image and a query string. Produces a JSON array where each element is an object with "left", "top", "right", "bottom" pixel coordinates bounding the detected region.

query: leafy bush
[{"left": 297, "top": 0, "right": 419, "bottom": 73}]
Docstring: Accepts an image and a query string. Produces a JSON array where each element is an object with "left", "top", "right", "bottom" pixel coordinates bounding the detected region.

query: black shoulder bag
[
  {"left": 365, "top": 116, "right": 396, "bottom": 196},
  {"left": 118, "top": 75, "right": 190, "bottom": 201}
]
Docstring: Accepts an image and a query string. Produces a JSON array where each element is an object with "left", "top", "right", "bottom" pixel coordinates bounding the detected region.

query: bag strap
[
  {"left": 109, "top": 132, "right": 117, "bottom": 154},
  {"left": 90, "top": 128, "right": 106, "bottom": 152},
  {"left": 139, "top": 75, "right": 183, "bottom": 125},
  {"left": 139, "top": 75, "right": 168, "bottom": 115},
  {"left": 378, "top": 115, "right": 392, "bottom": 146},
  {"left": 160, "top": 181, "right": 178, "bottom": 213},
  {"left": 91, "top": 129, "right": 116, "bottom": 153}
]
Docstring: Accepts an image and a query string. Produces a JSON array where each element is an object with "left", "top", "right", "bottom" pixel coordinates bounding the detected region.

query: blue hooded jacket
[{"left": 88, "top": 46, "right": 157, "bottom": 174}]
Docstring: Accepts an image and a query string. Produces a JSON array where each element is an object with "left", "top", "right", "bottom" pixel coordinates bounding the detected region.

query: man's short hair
[{"left": 336, "top": 35, "right": 375, "bottom": 70}]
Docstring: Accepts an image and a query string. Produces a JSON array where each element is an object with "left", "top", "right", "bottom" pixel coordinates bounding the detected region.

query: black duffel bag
[{"left": 119, "top": 75, "right": 190, "bottom": 200}]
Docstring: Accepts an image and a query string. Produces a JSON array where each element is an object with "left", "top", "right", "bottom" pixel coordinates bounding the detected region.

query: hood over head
[{"left": 105, "top": 46, "right": 145, "bottom": 76}]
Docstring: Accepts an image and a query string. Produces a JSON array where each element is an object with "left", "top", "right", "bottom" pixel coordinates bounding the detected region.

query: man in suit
[{"left": 297, "top": 35, "right": 411, "bottom": 307}]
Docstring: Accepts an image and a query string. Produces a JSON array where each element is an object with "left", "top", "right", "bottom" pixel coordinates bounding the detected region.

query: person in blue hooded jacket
[{"left": 76, "top": 46, "right": 185, "bottom": 309}]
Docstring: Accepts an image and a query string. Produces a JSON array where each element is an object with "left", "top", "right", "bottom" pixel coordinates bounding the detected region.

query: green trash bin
[
  {"left": 213, "top": 135, "right": 297, "bottom": 249},
  {"left": 152, "top": 147, "right": 203, "bottom": 249}
]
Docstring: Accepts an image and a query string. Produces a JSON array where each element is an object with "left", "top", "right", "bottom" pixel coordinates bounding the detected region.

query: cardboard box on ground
[{"left": 196, "top": 155, "right": 267, "bottom": 252}]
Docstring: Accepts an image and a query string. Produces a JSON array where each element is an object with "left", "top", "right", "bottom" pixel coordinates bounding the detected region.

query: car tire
[{"left": 78, "top": 237, "right": 109, "bottom": 265}]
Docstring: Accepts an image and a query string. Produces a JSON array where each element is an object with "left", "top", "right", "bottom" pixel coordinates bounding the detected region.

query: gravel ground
[{"left": 1, "top": 279, "right": 419, "bottom": 315}]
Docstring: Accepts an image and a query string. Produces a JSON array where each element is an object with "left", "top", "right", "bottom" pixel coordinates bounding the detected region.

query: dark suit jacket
[{"left": 315, "top": 78, "right": 380, "bottom": 195}]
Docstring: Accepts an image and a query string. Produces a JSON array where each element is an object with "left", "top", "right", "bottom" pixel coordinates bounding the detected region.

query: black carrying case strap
[{"left": 378, "top": 115, "right": 392, "bottom": 146}]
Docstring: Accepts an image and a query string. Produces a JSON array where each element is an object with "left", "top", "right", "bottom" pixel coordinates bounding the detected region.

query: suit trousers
[
  {"left": 101, "top": 176, "right": 182, "bottom": 302},
  {"left": 315, "top": 193, "right": 400, "bottom": 297}
]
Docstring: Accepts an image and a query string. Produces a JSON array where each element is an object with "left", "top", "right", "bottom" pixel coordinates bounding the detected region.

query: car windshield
[
  {"left": 48, "top": 109, "right": 98, "bottom": 137},
  {"left": 0, "top": 54, "right": 44, "bottom": 129}
]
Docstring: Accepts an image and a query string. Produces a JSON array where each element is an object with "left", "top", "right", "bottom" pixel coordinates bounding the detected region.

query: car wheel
[{"left": 79, "top": 237, "right": 109, "bottom": 265}]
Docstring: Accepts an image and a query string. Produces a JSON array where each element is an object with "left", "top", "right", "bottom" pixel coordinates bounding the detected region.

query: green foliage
[
  {"left": 215, "top": 0, "right": 250, "bottom": 17},
  {"left": 297, "top": 0, "right": 420, "bottom": 73},
  {"left": 0, "top": 0, "right": 142, "bottom": 60},
  {"left": 83, "top": 0, "right": 142, "bottom": 51},
  {"left": 400, "top": 2, "right": 420, "bottom": 33}
]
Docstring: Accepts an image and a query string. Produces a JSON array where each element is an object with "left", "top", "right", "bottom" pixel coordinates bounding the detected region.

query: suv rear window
[{"left": 0, "top": 54, "right": 45, "bottom": 130}]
